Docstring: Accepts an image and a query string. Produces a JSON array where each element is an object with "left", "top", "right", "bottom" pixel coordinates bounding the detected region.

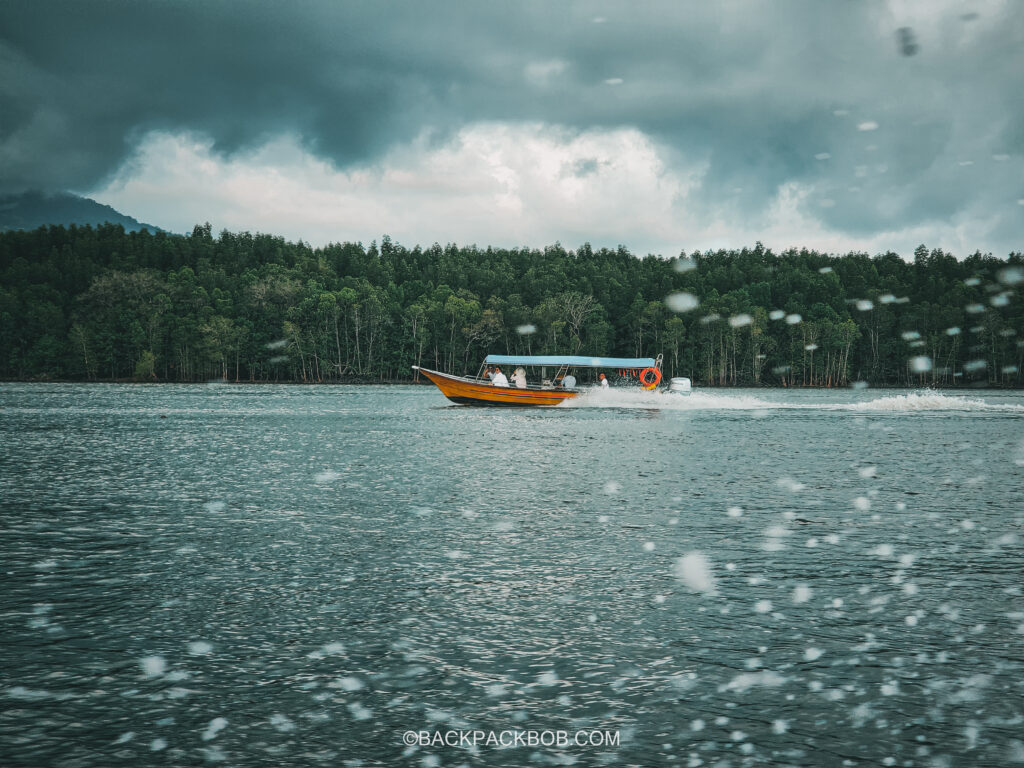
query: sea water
[{"left": 1, "top": 383, "right": 1023, "bottom": 767}]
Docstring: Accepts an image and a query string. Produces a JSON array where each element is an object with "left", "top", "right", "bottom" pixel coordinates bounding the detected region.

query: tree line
[{"left": 1, "top": 223, "right": 1021, "bottom": 387}]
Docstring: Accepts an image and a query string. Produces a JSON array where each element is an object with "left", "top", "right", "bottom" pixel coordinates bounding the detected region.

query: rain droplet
[
  {"left": 201, "top": 717, "right": 228, "bottom": 741},
  {"left": 348, "top": 703, "right": 373, "bottom": 720},
  {"left": 896, "top": 27, "right": 919, "bottom": 56},
  {"left": 673, "top": 552, "right": 718, "bottom": 595},
  {"left": 998, "top": 267, "right": 1023, "bottom": 285},
  {"left": 792, "top": 585, "right": 812, "bottom": 604},
  {"left": 336, "top": 676, "right": 365, "bottom": 691},
  {"left": 270, "top": 714, "right": 296, "bottom": 733},
  {"left": 140, "top": 656, "right": 166, "bottom": 678},
  {"left": 665, "top": 292, "right": 699, "bottom": 312}
]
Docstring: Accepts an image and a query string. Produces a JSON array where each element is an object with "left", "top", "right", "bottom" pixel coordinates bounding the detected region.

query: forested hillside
[
  {"left": 0, "top": 192, "right": 160, "bottom": 234},
  {"left": 1, "top": 223, "right": 1021, "bottom": 387}
]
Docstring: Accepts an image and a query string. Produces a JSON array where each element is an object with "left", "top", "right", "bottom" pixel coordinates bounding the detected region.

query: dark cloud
[{"left": 1, "top": 0, "right": 1021, "bottom": 249}]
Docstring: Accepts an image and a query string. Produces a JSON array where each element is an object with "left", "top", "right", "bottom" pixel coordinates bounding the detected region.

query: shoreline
[{"left": 2, "top": 378, "right": 1021, "bottom": 391}]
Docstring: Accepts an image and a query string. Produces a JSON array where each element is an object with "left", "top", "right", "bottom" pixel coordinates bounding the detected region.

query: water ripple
[{"left": 1, "top": 384, "right": 1022, "bottom": 766}]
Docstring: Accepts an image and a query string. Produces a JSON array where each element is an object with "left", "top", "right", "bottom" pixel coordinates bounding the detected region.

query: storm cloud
[{"left": 1, "top": 0, "right": 1021, "bottom": 255}]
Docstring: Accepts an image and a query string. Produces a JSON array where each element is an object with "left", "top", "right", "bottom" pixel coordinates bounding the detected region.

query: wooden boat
[{"left": 413, "top": 354, "right": 661, "bottom": 407}]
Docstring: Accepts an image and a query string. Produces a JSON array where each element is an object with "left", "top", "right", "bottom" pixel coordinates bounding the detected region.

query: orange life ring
[{"left": 640, "top": 367, "right": 662, "bottom": 389}]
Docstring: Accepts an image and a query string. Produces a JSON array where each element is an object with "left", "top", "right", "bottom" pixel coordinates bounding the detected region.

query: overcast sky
[{"left": 1, "top": 0, "right": 1022, "bottom": 257}]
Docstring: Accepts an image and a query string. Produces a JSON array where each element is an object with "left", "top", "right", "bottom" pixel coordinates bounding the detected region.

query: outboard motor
[{"left": 668, "top": 377, "right": 692, "bottom": 394}]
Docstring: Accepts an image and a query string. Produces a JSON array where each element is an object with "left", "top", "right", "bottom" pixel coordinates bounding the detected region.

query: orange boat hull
[{"left": 413, "top": 367, "right": 578, "bottom": 407}]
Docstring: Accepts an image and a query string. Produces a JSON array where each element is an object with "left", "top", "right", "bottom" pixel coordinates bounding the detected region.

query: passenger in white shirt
[
  {"left": 599, "top": 373, "right": 609, "bottom": 387},
  {"left": 491, "top": 367, "right": 509, "bottom": 387}
]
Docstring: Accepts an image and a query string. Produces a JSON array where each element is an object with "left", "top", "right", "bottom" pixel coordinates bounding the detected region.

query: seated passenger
[
  {"left": 491, "top": 367, "right": 509, "bottom": 387},
  {"left": 511, "top": 367, "right": 527, "bottom": 388}
]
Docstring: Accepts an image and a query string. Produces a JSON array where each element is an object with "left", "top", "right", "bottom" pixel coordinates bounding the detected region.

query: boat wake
[
  {"left": 562, "top": 388, "right": 1024, "bottom": 413},
  {"left": 835, "top": 392, "right": 1024, "bottom": 413},
  {"left": 563, "top": 389, "right": 778, "bottom": 410}
]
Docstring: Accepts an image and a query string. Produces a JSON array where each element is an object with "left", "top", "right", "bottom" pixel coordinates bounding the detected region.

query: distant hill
[{"left": 0, "top": 191, "right": 162, "bottom": 233}]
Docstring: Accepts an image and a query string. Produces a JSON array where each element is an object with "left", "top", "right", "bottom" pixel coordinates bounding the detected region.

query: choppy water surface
[{"left": 2, "top": 383, "right": 1023, "bottom": 767}]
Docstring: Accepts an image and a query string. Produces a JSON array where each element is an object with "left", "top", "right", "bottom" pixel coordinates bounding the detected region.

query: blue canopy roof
[{"left": 483, "top": 354, "right": 656, "bottom": 369}]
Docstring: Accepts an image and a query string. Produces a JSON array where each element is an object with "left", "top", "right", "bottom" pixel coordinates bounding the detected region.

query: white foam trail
[
  {"left": 562, "top": 388, "right": 780, "bottom": 410},
  {"left": 562, "top": 387, "right": 1024, "bottom": 413},
  {"left": 837, "top": 392, "right": 1024, "bottom": 413}
]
